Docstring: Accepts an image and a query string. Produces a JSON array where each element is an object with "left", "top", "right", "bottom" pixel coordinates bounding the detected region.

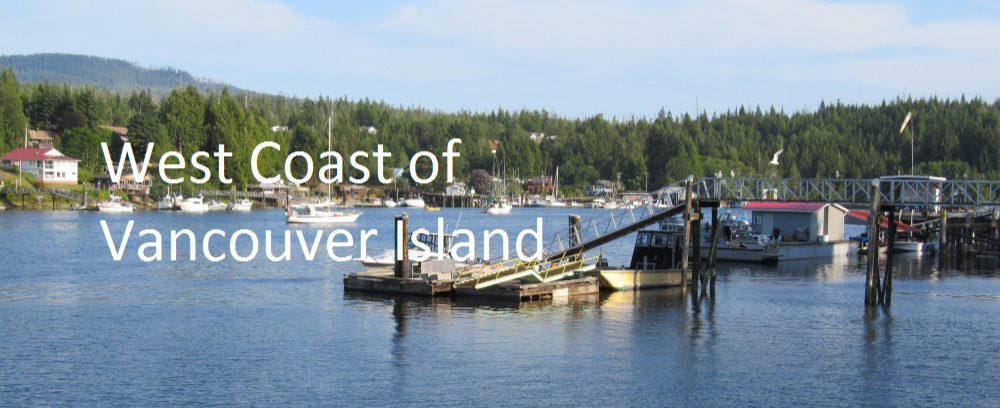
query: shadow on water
[{"left": 863, "top": 305, "right": 896, "bottom": 404}]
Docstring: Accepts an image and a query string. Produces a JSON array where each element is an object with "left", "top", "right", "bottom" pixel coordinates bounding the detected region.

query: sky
[{"left": 1, "top": 0, "right": 999, "bottom": 118}]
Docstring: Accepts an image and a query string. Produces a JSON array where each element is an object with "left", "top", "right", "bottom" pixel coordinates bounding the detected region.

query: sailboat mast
[{"left": 328, "top": 104, "right": 333, "bottom": 204}]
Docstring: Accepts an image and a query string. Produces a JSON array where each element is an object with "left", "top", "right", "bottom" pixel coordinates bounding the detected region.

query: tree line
[{"left": 1, "top": 67, "right": 999, "bottom": 197}]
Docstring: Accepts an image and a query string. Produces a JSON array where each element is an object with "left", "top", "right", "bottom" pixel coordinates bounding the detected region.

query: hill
[{"left": 0, "top": 53, "right": 246, "bottom": 98}]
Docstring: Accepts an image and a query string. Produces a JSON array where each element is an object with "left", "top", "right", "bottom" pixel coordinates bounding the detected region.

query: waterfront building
[{"left": 0, "top": 147, "right": 79, "bottom": 184}]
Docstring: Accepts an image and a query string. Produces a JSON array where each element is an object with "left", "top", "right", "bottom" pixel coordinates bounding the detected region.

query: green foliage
[
  {"left": 58, "top": 127, "right": 112, "bottom": 173},
  {"left": 3, "top": 62, "right": 1000, "bottom": 195}
]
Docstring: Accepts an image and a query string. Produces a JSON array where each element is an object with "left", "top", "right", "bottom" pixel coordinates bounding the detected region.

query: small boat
[
  {"left": 403, "top": 197, "right": 426, "bottom": 208},
  {"left": 177, "top": 196, "right": 210, "bottom": 213},
  {"left": 228, "top": 199, "right": 253, "bottom": 211},
  {"left": 485, "top": 201, "right": 512, "bottom": 215},
  {"left": 426, "top": 206, "right": 440, "bottom": 211},
  {"left": 525, "top": 197, "right": 548, "bottom": 208},
  {"left": 359, "top": 231, "right": 467, "bottom": 268},
  {"left": 598, "top": 226, "right": 687, "bottom": 290},
  {"left": 207, "top": 199, "right": 228, "bottom": 211},
  {"left": 383, "top": 198, "right": 398, "bottom": 208},
  {"left": 286, "top": 204, "right": 361, "bottom": 224},
  {"left": 157, "top": 194, "right": 181, "bottom": 210},
  {"left": 97, "top": 196, "right": 135, "bottom": 213}
]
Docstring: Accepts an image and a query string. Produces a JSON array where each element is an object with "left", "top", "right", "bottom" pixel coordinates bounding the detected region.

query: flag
[{"left": 899, "top": 111, "right": 913, "bottom": 134}]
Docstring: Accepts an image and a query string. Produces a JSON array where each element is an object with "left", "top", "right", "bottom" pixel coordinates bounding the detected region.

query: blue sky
[{"left": 1, "top": 0, "right": 999, "bottom": 118}]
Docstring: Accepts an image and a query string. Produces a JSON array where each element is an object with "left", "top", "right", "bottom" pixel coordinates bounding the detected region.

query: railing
[
  {"left": 0, "top": 187, "right": 85, "bottom": 203},
  {"left": 694, "top": 177, "right": 1000, "bottom": 208}
]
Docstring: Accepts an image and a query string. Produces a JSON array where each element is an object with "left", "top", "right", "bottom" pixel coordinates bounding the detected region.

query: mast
[{"left": 328, "top": 101, "right": 333, "bottom": 207}]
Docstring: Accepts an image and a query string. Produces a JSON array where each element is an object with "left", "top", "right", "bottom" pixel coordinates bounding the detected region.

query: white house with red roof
[{"left": 0, "top": 148, "right": 80, "bottom": 184}]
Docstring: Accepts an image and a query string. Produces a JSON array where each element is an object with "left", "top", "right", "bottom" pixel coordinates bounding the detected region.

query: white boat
[
  {"left": 228, "top": 199, "right": 253, "bottom": 211},
  {"left": 157, "top": 193, "right": 182, "bottom": 210},
  {"left": 97, "top": 196, "right": 135, "bottom": 213},
  {"left": 485, "top": 201, "right": 512, "bottom": 215},
  {"left": 287, "top": 204, "right": 361, "bottom": 224},
  {"left": 383, "top": 198, "right": 398, "bottom": 208},
  {"left": 892, "top": 240, "right": 923, "bottom": 254},
  {"left": 285, "top": 112, "right": 361, "bottom": 224},
  {"left": 178, "top": 196, "right": 210, "bottom": 213},
  {"left": 207, "top": 200, "right": 228, "bottom": 211},
  {"left": 694, "top": 213, "right": 781, "bottom": 263},
  {"left": 525, "top": 197, "right": 548, "bottom": 208},
  {"left": 359, "top": 231, "right": 467, "bottom": 268},
  {"left": 403, "top": 197, "right": 426, "bottom": 208}
]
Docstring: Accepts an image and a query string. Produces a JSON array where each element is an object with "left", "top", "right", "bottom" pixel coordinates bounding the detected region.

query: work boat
[
  {"left": 177, "top": 196, "right": 210, "bottom": 213},
  {"left": 359, "top": 231, "right": 466, "bottom": 268},
  {"left": 97, "top": 196, "right": 135, "bottom": 213},
  {"left": 598, "top": 221, "right": 689, "bottom": 290},
  {"left": 157, "top": 193, "right": 182, "bottom": 210}
]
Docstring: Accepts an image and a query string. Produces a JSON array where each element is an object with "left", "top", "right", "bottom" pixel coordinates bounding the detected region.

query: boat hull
[
  {"left": 97, "top": 205, "right": 135, "bottom": 213},
  {"left": 598, "top": 268, "right": 685, "bottom": 291},
  {"left": 287, "top": 211, "right": 361, "bottom": 224}
]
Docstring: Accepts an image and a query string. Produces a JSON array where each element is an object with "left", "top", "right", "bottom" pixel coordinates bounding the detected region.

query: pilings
[
  {"left": 681, "top": 180, "right": 693, "bottom": 290},
  {"left": 394, "top": 214, "right": 412, "bottom": 279},
  {"left": 881, "top": 208, "right": 897, "bottom": 306},
  {"left": 706, "top": 206, "right": 720, "bottom": 294},
  {"left": 865, "top": 181, "right": 882, "bottom": 306}
]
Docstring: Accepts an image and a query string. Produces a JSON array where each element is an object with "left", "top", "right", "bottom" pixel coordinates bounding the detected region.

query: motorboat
[
  {"left": 178, "top": 196, "right": 210, "bottom": 213},
  {"left": 97, "top": 196, "right": 135, "bottom": 213},
  {"left": 157, "top": 194, "right": 182, "bottom": 210},
  {"left": 383, "top": 198, "right": 398, "bottom": 208},
  {"left": 228, "top": 199, "right": 253, "bottom": 211},
  {"left": 484, "top": 200, "right": 512, "bottom": 215},
  {"left": 207, "top": 199, "right": 228, "bottom": 211},
  {"left": 403, "top": 196, "right": 426, "bottom": 208}
]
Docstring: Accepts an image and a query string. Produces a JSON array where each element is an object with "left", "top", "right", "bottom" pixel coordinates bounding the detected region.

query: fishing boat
[
  {"left": 483, "top": 149, "right": 512, "bottom": 215},
  {"left": 96, "top": 196, "right": 135, "bottom": 213},
  {"left": 157, "top": 190, "right": 182, "bottom": 210},
  {"left": 178, "top": 196, "right": 210, "bottom": 213},
  {"left": 524, "top": 196, "right": 548, "bottom": 208},
  {"left": 228, "top": 199, "right": 253, "bottom": 211},
  {"left": 286, "top": 112, "right": 362, "bottom": 224},
  {"left": 598, "top": 221, "right": 688, "bottom": 290},
  {"left": 383, "top": 198, "right": 398, "bottom": 208},
  {"left": 548, "top": 167, "right": 568, "bottom": 207}
]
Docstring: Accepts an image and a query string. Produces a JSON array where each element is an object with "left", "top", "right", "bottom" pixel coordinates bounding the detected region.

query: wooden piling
[
  {"left": 692, "top": 204, "right": 702, "bottom": 291},
  {"left": 681, "top": 180, "right": 693, "bottom": 290},
  {"left": 569, "top": 215, "right": 582, "bottom": 248},
  {"left": 865, "top": 182, "right": 881, "bottom": 306},
  {"left": 939, "top": 208, "right": 948, "bottom": 256},
  {"left": 394, "top": 214, "right": 411, "bottom": 279},
  {"left": 708, "top": 206, "right": 720, "bottom": 292},
  {"left": 881, "top": 209, "right": 897, "bottom": 305}
]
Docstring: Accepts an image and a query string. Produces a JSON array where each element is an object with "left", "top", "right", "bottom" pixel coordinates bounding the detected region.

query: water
[{"left": 1, "top": 209, "right": 999, "bottom": 407}]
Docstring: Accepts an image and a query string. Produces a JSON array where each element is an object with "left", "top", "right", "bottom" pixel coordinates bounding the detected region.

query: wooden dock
[
  {"left": 343, "top": 270, "right": 454, "bottom": 296},
  {"left": 454, "top": 277, "right": 599, "bottom": 302}
]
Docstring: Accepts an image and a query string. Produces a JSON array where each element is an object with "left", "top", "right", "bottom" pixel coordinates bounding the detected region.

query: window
[
  {"left": 636, "top": 233, "right": 651, "bottom": 247},
  {"left": 652, "top": 233, "right": 668, "bottom": 247}
]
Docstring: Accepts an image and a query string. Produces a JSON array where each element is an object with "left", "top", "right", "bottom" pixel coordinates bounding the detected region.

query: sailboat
[
  {"left": 548, "top": 166, "right": 567, "bottom": 207},
  {"left": 286, "top": 112, "right": 362, "bottom": 224},
  {"left": 483, "top": 151, "right": 512, "bottom": 215}
]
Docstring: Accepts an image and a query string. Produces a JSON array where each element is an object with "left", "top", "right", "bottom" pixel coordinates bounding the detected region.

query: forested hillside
[
  {"left": 0, "top": 66, "right": 998, "bottom": 197},
  {"left": 0, "top": 53, "right": 244, "bottom": 98}
]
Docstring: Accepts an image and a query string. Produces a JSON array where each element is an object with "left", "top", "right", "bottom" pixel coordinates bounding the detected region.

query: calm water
[{"left": 1, "top": 209, "right": 999, "bottom": 407}]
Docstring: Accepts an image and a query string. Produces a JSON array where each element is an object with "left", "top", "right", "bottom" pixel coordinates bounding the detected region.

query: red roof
[
  {"left": 0, "top": 148, "right": 79, "bottom": 162},
  {"left": 846, "top": 210, "right": 919, "bottom": 232},
  {"left": 742, "top": 202, "right": 828, "bottom": 212}
]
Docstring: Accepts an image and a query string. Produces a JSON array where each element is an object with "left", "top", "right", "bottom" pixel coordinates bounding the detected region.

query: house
[
  {"left": 28, "top": 130, "right": 56, "bottom": 148},
  {"left": 249, "top": 181, "right": 290, "bottom": 197},
  {"left": 359, "top": 126, "right": 378, "bottom": 134},
  {"left": 523, "top": 176, "right": 553, "bottom": 192},
  {"left": 0, "top": 148, "right": 79, "bottom": 184},
  {"left": 340, "top": 184, "right": 370, "bottom": 199},
  {"left": 445, "top": 182, "right": 472, "bottom": 196},
  {"left": 527, "top": 132, "right": 556, "bottom": 143},
  {"left": 99, "top": 125, "right": 129, "bottom": 143},
  {"left": 742, "top": 202, "right": 850, "bottom": 242},
  {"left": 585, "top": 180, "right": 616, "bottom": 196},
  {"left": 93, "top": 168, "right": 153, "bottom": 194}
]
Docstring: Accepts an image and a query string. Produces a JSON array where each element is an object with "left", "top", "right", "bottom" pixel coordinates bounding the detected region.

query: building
[
  {"left": 28, "top": 130, "right": 56, "bottom": 148},
  {"left": 359, "top": 126, "right": 378, "bottom": 134},
  {"left": 99, "top": 125, "right": 129, "bottom": 143},
  {"left": 585, "top": 180, "right": 616, "bottom": 197},
  {"left": 270, "top": 125, "right": 289, "bottom": 132},
  {"left": 445, "top": 182, "right": 472, "bottom": 196},
  {"left": 249, "top": 181, "right": 290, "bottom": 197},
  {"left": 523, "top": 176, "right": 553, "bottom": 192},
  {"left": 93, "top": 168, "right": 153, "bottom": 194},
  {"left": 0, "top": 148, "right": 79, "bottom": 184},
  {"left": 340, "top": 184, "right": 370, "bottom": 199},
  {"left": 527, "top": 132, "right": 556, "bottom": 143},
  {"left": 742, "top": 202, "right": 850, "bottom": 242}
]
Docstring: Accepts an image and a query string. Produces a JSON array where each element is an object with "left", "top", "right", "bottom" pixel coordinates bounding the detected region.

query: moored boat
[
  {"left": 97, "top": 196, "right": 135, "bottom": 213},
  {"left": 228, "top": 199, "right": 253, "bottom": 211},
  {"left": 177, "top": 196, "right": 210, "bottom": 213}
]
